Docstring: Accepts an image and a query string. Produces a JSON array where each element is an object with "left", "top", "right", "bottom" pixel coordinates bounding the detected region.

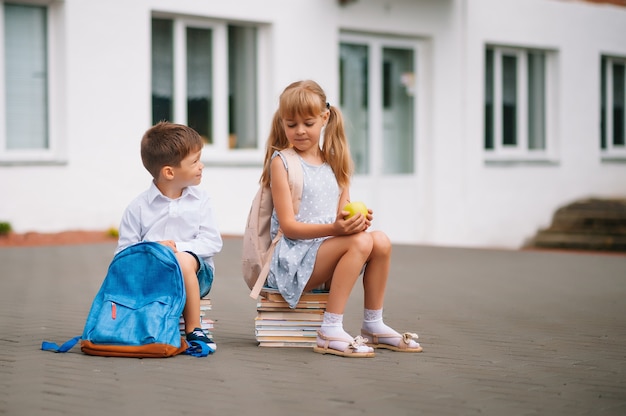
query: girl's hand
[{"left": 334, "top": 210, "right": 369, "bottom": 235}]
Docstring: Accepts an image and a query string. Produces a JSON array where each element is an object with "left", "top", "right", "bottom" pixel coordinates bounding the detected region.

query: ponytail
[
  {"left": 322, "top": 105, "right": 353, "bottom": 189},
  {"left": 260, "top": 111, "right": 290, "bottom": 187}
]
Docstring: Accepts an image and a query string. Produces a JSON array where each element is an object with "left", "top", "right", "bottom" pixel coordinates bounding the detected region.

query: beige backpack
[{"left": 242, "top": 148, "right": 303, "bottom": 299}]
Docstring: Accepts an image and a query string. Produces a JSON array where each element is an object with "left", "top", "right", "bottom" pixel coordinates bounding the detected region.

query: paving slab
[{"left": 0, "top": 238, "right": 624, "bottom": 416}]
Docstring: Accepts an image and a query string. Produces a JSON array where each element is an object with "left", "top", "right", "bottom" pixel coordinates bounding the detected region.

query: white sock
[
  {"left": 318, "top": 312, "right": 372, "bottom": 353},
  {"left": 362, "top": 308, "right": 420, "bottom": 349}
]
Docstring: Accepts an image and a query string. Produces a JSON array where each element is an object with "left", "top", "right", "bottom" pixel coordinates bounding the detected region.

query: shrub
[{"left": 0, "top": 222, "right": 12, "bottom": 236}]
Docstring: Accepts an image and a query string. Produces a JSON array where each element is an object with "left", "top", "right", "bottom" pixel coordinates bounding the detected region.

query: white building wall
[
  {"left": 0, "top": 0, "right": 343, "bottom": 236},
  {"left": 0, "top": 0, "right": 625, "bottom": 250},
  {"left": 452, "top": 0, "right": 626, "bottom": 248}
]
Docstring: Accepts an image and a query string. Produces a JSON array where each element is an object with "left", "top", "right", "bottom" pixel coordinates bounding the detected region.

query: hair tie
[{"left": 326, "top": 102, "right": 330, "bottom": 109}]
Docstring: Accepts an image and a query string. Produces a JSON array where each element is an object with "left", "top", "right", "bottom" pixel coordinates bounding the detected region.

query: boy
[{"left": 116, "top": 121, "right": 222, "bottom": 348}]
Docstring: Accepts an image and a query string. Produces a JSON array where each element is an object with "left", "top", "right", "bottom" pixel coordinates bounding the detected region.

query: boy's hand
[{"left": 158, "top": 240, "right": 178, "bottom": 252}]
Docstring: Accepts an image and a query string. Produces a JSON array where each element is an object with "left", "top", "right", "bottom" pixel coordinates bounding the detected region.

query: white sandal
[
  {"left": 361, "top": 329, "right": 423, "bottom": 352},
  {"left": 313, "top": 330, "right": 375, "bottom": 358}
]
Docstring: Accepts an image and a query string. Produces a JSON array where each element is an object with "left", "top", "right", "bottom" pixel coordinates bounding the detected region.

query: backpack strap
[
  {"left": 42, "top": 336, "right": 81, "bottom": 353},
  {"left": 184, "top": 340, "right": 214, "bottom": 357},
  {"left": 249, "top": 148, "right": 304, "bottom": 299},
  {"left": 281, "top": 147, "right": 304, "bottom": 215}
]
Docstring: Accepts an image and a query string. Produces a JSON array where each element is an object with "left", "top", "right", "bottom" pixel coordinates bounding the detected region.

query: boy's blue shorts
[{"left": 186, "top": 251, "right": 214, "bottom": 298}]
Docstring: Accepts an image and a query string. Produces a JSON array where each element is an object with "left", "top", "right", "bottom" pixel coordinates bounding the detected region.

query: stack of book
[
  {"left": 255, "top": 289, "right": 328, "bottom": 347},
  {"left": 179, "top": 297, "right": 214, "bottom": 338}
]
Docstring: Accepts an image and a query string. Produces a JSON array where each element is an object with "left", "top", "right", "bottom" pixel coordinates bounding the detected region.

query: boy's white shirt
[{"left": 116, "top": 181, "right": 223, "bottom": 271}]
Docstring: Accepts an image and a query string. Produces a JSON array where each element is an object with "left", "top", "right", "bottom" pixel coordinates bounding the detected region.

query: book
[
  {"left": 255, "top": 291, "right": 327, "bottom": 347},
  {"left": 259, "top": 341, "right": 316, "bottom": 348},
  {"left": 255, "top": 319, "right": 324, "bottom": 328},
  {"left": 256, "top": 311, "right": 323, "bottom": 321},
  {"left": 256, "top": 302, "right": 326, "bottom": 312},
  {"left": 255, "top": 328, "right": 318, "bottom": 337},
  {"left": 256, "top": 335, "right": 319, "bottom": 342},
  {"left": 260, "top": 289, "right": 329, "bottom": 303},
  {"left": 258, "top": 297, "right": 325, "bottom": 305},
  {"left": 258, "top": 341, "right": 317, "bottom": 348}
]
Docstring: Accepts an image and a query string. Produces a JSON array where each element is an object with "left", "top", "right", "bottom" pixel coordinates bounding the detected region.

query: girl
[{"left": 262, "top": 80, "right": 422, "bottom": 358}]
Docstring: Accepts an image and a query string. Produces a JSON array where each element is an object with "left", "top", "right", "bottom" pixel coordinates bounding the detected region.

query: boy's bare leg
[{"left": 176, "top": 252, "right": 201, "bottom": 334}]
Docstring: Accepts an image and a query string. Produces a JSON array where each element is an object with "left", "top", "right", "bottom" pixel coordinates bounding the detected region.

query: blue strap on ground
[
  {"left": 41, "top": 336, "right": 81, "bottom": 353},
  {"left": 185, "top": 340, "right": 214, "bottom": 357}
]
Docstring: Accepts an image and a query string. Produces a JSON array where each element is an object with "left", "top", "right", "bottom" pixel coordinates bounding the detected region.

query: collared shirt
[{"left": 116, "top": 182, "right": 222, "bottom": 271}]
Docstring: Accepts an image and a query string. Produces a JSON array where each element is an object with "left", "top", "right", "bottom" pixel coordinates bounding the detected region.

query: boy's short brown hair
[{"left": 140, "top": 122, "right": 203, "bottom": 179}]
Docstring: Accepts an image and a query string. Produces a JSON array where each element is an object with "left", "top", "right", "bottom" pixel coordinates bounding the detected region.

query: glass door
[{"left": 340, "top": 35, "right": 418, "bottom": 176}]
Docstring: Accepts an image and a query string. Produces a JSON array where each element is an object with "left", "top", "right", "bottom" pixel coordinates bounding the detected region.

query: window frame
[
  {"left": 484, "top": 45, "right": 558, "bottom": 164},
  {"left": 601, "top": 55, "right": 626, "bottom": 161},
  {"left": 152, "top": 13, "right": 270, "bottom": 166},
  {"left": 0, "top": 1, "right": 64, "bottom": 165},
  {"left": 339, "top": 32, "right": 424, "bottom": 177}
]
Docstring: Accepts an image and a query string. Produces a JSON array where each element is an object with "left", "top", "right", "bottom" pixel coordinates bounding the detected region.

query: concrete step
[{"left": 528, "top": 198, "right": 626, "bottom": 252}]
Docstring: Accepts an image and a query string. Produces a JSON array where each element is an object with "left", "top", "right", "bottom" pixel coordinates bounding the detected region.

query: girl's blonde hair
[{"left": 260, "top": 80, "right": 353, "bottom": 189}]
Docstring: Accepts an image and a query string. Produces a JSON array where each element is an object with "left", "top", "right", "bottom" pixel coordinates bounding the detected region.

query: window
[
  {"left": 485, "top": 46, "right": 555, "bottom": 161},
  {"left": 0, "top": 3, "right": 51, "bottom": 161},
  {"left": 601, "top": 55, "right": 626, "bottom": 159},
  {"left": 340, "top": 34, "right": 419, "bottom": 175},
  {"left": 151, "top": 16, "right": 259, "bottom": 152}
]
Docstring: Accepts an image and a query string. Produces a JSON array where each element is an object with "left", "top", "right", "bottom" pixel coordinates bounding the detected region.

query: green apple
[{"left": 343, "top": 201, "right": 369, "bottom": 219}]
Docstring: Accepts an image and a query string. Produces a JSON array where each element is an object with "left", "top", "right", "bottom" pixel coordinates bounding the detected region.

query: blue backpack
[{"left": 42, "top": 242, "right": 211, "bottom": 357}]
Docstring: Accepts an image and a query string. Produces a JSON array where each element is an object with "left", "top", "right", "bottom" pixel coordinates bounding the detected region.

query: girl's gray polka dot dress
[{"left": 266, "top": 151, "right": 341, "bottom": 308}]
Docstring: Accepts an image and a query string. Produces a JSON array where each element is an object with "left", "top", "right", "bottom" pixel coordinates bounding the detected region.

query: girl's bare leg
[
  {"left": 359, "top": 232, "right": 422, "bottom": 351},
  {"left": 307, "top": 233, "right": 375, "bottom": 355},
  {"left": 362, "top": 231, "right": 392, "bottom": 310},
  {"left": 306, "top": 232, "right": 373, "bottom": 314}
]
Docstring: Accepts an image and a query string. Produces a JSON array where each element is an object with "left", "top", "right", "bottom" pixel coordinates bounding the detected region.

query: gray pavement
[{"left": 1, "top": 237, "right": 625, "bottom": 416}]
